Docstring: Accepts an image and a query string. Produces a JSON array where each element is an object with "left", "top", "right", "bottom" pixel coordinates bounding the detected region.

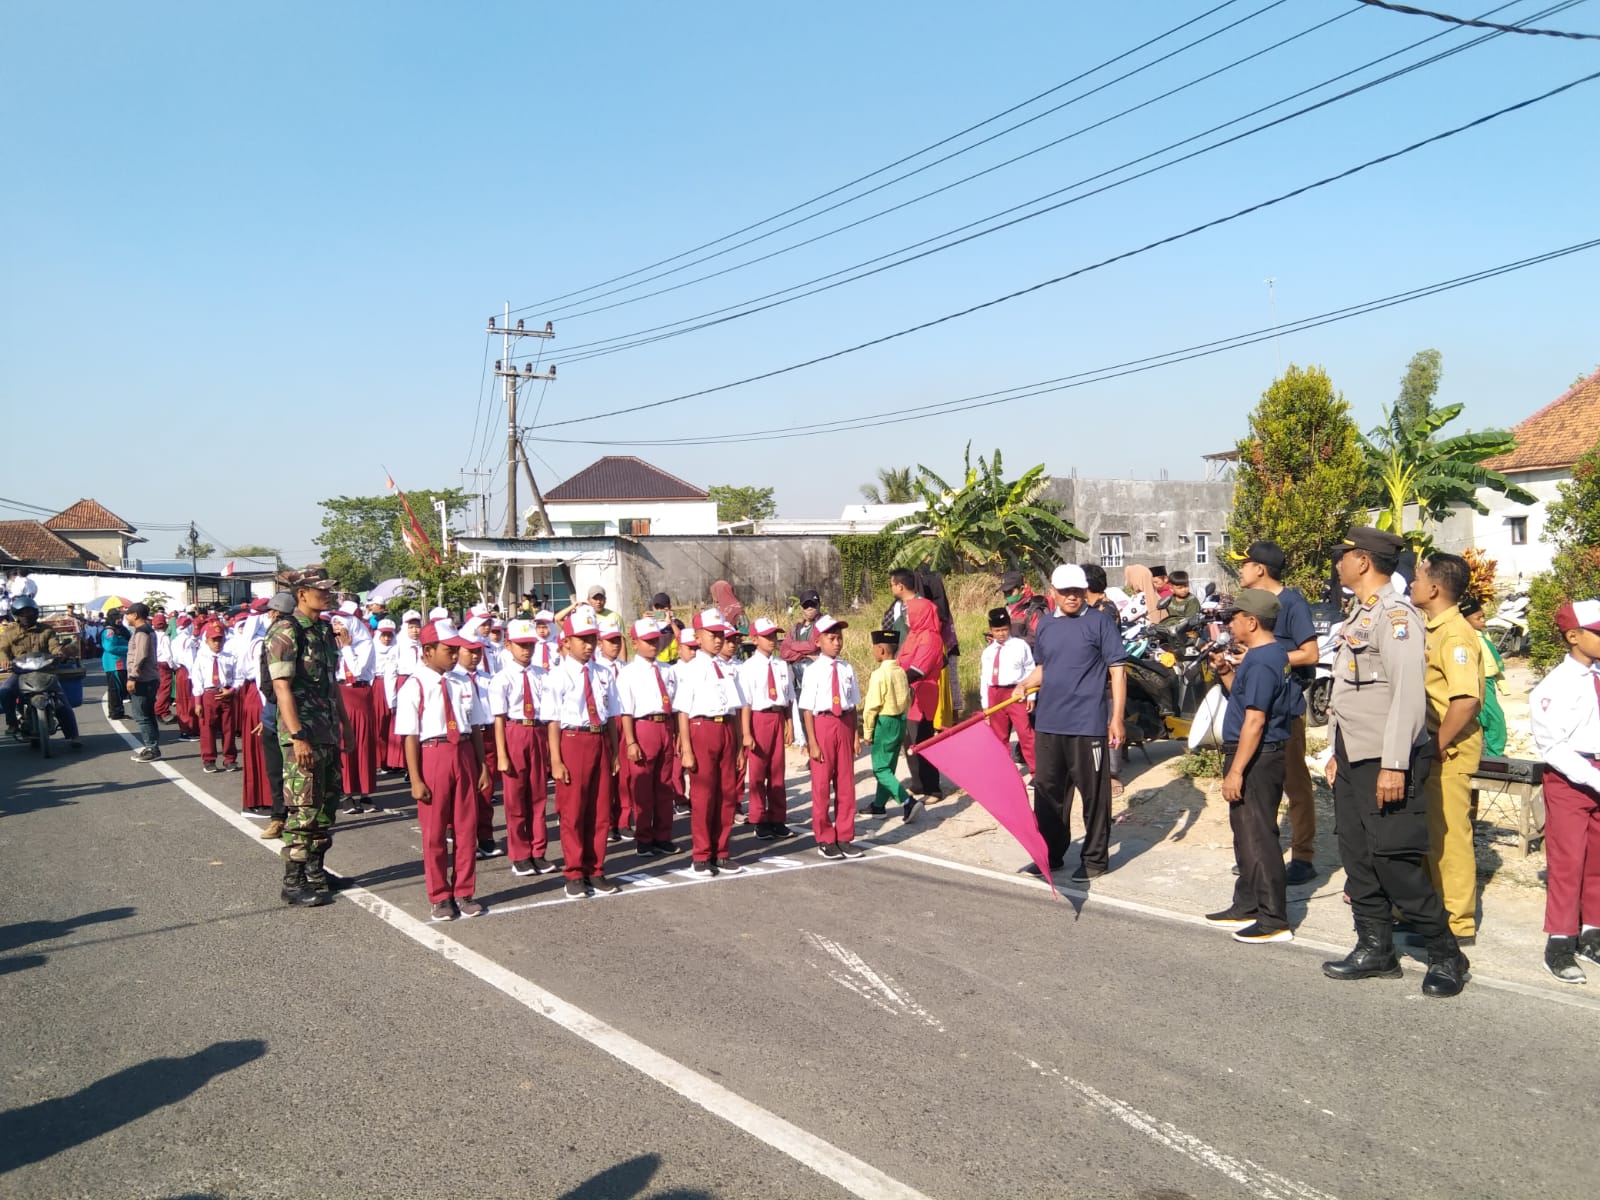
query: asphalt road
[{"left": 2, "top": 688, "right": 1594, "bottom": 1200}]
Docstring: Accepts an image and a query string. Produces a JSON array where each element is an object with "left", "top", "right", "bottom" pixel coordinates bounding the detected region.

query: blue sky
[{"left": 3, "top": 1, "right": 1596, "bottom": 563}]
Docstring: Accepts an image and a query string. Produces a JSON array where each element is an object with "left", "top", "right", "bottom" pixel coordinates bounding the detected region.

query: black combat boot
[
  {"left": 1421, "top": 932, "right": 1469, "bottom": 997},
  {"left": 1322, "top": 919, "right": 1403, "bottom": 981},
  {"left": 281, "top": 858, "right": 323, "bottom": 907},
  {"left": 299, "top": 851, "right": 335, "bottom": 906}
]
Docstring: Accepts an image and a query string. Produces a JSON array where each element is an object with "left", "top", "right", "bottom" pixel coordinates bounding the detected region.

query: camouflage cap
[{"left": 284, "top": 566, "right": 339, "bottom": 593}]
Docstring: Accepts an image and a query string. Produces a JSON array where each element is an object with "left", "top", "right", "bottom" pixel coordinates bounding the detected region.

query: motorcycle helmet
[{"left": 11, "top": 595, "right": 38, "bottom": 616}]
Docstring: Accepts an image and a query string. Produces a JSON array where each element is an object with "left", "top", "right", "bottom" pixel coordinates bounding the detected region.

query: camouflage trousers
[{"left": 280, "top": 739, "right": 341, "bottom": 862}]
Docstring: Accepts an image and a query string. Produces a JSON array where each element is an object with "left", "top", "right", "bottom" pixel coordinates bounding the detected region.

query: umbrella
[
  {"left": 85, "top": 594, "right": 136, "bottom": 613},
  {"left": 366, "top": 578, "right": 416, "bottom": 604}
]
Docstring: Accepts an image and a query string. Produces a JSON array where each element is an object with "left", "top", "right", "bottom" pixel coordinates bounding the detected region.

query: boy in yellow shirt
[{"left": 862, "top": 630, "right": 921, "bottom": 823}]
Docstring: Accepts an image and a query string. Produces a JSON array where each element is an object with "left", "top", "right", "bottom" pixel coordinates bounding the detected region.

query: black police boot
[
  {"left": 280, "top": 858, "right": 323, "bottom": 907},
  {"left": 1421, "top": 932, "right": 1469, "bottom": 998},
  {"left": 300, "top": 851, "right": 335, "bottom": 906},
  {"left": 1322, "top": 919, "right": 1403, "bottom": 981}
]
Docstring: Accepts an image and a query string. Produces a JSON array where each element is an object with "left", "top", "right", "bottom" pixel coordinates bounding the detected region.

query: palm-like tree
[
  {"left": 1359, "top": 403, "right": 1535, "bottom": 546},
  {"left": 860, "top": 466, "right": 915, "bottom": 504},
  {"left": 884, "top": 445, "right": 1085, "bottom": 575}
]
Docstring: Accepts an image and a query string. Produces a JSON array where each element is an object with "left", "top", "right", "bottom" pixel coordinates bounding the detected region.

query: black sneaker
[
  {"left": 564, "top": 878, "right": 589, "bottom": 899},
  {"left": 1232, "top": 923, "right": 1294, "bottom": 944},
  {"left": 430, "top": 901, "right": 457, "bottom": 922},
  {"left": 340, "top": 796, "right": 363, "bottom": 814},
  {"left": 653, "top": 841, "right": 678, "bottom": 855},
  {"left": 716, "top": 860, "right": 745, "bottom": 875},
  {"left": 1545, "top": 937, "right": 1587, "bottom": 985},
  {"left": 1018, "top": 861, "right": 1063, "bottom": 877},
  {"left": 818, "top": 842, "right": 843, "bottom": 860},
  {"left": 692, "top": 860, "right": 718, "bottom": 875},
  {"left": 133, "top": 748, "right": 161, "bottom": 762},
  {"left": 858, "top": 805, "right": 888, "bottom": 817},
  {"left": 510, "top": 858, "right": 538, "bottom": 877},
  {"left": 476, "top": 841, "right": 505, "bottom": 860},
  {"left": 903, "top": 798, "right": 924, "bottom": 823},
  {"left": 673, "top": 801, "right": 691, "bottom": 816},
  {"left": 202, "top": 764, "right": 219, "bottom": 774},
  {"left": 1069, "top": 864, "right": 1105, "bottom": 883},
  {"left": 607, "top": 829, "right": 623, "bottom": 844},
  {"left": 838, "top": 841, "right": 865, "bottom": 860},
  {"left": 589, "top": 874, "right": 622, "bottom": 895},
  {"left": 769, "top": 824, "right": 795, "bottom": 840},
  {"left": 456, "top": 897, "right": 486, "bottom": 918},
  {"left": 1205, "top": 908, "right": 1258, "bottom": 929},
  {"left": 1284, "top": 859, "right": 1318, "bottom": 885},
  {"left": 753, "top": 823, "right": 777, "bottom": 841},
  {"left": 1576, "top": 932, "right": 1600, "bottom": 969},
  {"left": 222, "top": 762, "right": 241, "bottom": 773},
  {"left": 530, "top": 856, "right": 554, "bottom": 874},
  {"left": 635, "top": 842, "right": 664, "bottom": 857}
]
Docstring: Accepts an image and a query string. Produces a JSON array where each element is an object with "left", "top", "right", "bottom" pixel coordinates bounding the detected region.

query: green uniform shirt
[{"left": 265, "top": 611, "right": 342, "bottom": 746}]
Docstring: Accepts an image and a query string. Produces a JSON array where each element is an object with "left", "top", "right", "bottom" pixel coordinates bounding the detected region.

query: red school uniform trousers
[
  {"left": 554, "top": 727, "right": 613, "bottom": 881},
  {"left": 339, "top": 677, "right": 377, "bottom": 797},
  {"left": 687, "top": 716, "right": 739, "bottom": 863}
]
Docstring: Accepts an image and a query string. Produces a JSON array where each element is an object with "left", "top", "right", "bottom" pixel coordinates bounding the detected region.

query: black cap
[
  {"left": 799, "top": 589, "right": 820, "bottom": 608},
  {"left": 1000, "top": 570, "right": 1025, "bottom": 592},
  {"left": 1342, "top": 526, "right": 1406, "bottom": 557},
  {"left": 871, "top": 629, "right": 900, "bottom": 646},
  {"left": 987, "top": 607, "right": 1010, "bottom": 628},
  {"left": 1240, "top": 540, "right": 1286, "bottom": 574},
  {"left": 650, "top": 592, "right": 671, "bottom": 608}
]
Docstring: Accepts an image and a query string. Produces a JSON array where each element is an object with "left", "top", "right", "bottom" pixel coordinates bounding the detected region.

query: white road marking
[
  {"left": 860, "top": 843, "right": 1600, "bottom": 1014},
  {"left": 1023, "top": 1057, "right": 1339, "bottom": 1200},
  {"left": 802, "top": 931, "right": 945, "bottom": 1032},
  {"left": 101, "top": 708, "right": 932, "bottom": 1200}
]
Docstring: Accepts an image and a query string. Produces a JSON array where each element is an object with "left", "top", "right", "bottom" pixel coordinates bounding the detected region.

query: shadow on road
[
  {"left": 557, "top": 1152, "right": 715, "bottom": 1200},
  {"left": 0, "top": 1039, "right": 267, "bottom": 1174},
  {"left": 0, "top": 906, "right": 137, "bottom": 954}
]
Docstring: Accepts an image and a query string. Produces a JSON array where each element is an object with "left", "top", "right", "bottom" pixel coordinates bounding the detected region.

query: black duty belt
[
  {"left": 510, "top": 718, "right": 543, "bottom": 727},
  {"left": 561, "top": 726, "right": 605, "bottom": 735},
  {"left": 815, "top": 709, "right": 857, "bottom": 719},
  {"left": 1222, "top": 740, "right": 1286, "bottom": 753}
]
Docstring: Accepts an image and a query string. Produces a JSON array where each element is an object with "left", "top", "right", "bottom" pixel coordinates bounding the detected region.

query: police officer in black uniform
[{"left": 1321, "top": 527, "right": 1468, "bottom": 997}]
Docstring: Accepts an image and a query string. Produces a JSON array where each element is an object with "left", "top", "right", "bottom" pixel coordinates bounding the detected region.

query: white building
[
  {"left": 541, "top": 456, "right": 717, "bottom": 537},
  {"left": 1434, "top": 367, "right": 1600, "bottom": 585},
  {"left": 754, "top": 502, "right": 920, "bottom": 536}
]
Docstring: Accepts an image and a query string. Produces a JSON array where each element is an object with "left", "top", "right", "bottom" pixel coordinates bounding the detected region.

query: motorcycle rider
[{"left": 0, "top": 596, "right": 82, "bottom": 748}]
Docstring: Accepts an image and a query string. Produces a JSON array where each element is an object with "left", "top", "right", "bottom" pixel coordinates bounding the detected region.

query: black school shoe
[
  {"left": 1576, "top": 930, "right": 1600, "bottom": 969},
  {"left": 1069, "top": 864, "right": 1106, "bottom": 883},
  {"left": 1545, "top": 936, "right": 1587, "bottom": 984},
  {"left": 753, "top": 823, "right": 777, "bottom": 840}
]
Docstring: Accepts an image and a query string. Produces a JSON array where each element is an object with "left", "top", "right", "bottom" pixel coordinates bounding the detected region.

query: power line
[
  {"left": 527, "top": 238, "right": 1600, "bottom": 448},
  {"left": 534, "top": 0, "right": 1303, "bottom": 324},
  {"left": 506, "top": 0, "right": 1253, "bottom": 315},
  {"left": 531, "top": 67, "right": 1600, "bottom": 431},
  {"left": 1354, "top": 0, "right": 1600, "bottom": 37},
  {"left": 547, "top": 0, "right": 1565, "bottom": 366}
]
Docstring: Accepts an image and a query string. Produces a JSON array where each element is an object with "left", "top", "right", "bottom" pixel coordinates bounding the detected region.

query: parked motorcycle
[
  {"left": 1486, "top": 592, "right": 1530, "bottom": 657},
  {"left": 11, "top": 652, "right": 67, "bottom": 757},
  {"left": 1305, "top": 600, "right": 1346, "bottom": 729},
  {"left": 1121, "top": 612, "right": 1213, "bottom": 743}
]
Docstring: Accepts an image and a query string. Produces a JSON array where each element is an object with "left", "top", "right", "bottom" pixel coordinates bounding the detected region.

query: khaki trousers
[
  {"left": 1282, "top": 714, "right": 1315, "bottom": 862},
  {"left": 1426, "top": 733, "right": 1482, "bottom": 937}
]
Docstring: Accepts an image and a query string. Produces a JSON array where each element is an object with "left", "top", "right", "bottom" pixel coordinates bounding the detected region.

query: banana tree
[{"left": 1359, "top": 403, "right": 1535, "bottom": 550}]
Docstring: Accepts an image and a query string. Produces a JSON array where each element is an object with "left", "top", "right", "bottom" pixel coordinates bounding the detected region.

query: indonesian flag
[
  {"left": 222, "top": 561, "right": 235, "bottom": 577},
  {"left": 384, "top": 468, "right": 441, "bottom": 564},
  {"left": 911, "top": 702, "right": 1058, "bottom": 896}
]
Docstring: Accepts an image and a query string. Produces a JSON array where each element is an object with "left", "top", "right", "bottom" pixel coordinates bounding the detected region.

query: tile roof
[
  {"left": 43, "top": 498, "right": 138, "bottom": 533},
  {"left": 0, "top": 520, "right": 90, "bottom": 563},
  {"left": 544, "top": 456, "right": 709, "bottom": 502},
  {"left": 1482, "top": 368, "right": 1600, "bottom": 473}
]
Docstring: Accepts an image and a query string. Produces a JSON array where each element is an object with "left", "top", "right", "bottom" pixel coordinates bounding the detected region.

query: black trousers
[
  {"left": 1227, "top": 742, "right": 1288, "bottom": 931},
  {"left": 263, "top": 706, "right": 287, "bottom": 818},
  {"left": 1334, "top": 734, "right": 1451, "bottom": 936},
  {"left": 908, "top": 717, "right": 941, "bottom": 794},
  {"left": 105, "top": 669, "right": 128, "bottom": 718},
  {"left": 1033, "top": 731, "right": 1111, "bottom": 870}
]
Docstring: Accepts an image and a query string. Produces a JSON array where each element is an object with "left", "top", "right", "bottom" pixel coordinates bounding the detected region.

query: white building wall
[
  {"left": 542, "top": 499, "right": 717, "bottom": 537},
  {"left": 1431, "top": 468, "right": 1567, "bottom": 585}
]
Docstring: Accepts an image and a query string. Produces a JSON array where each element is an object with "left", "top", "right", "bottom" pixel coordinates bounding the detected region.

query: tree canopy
[
  {"left": 860, "top": 466, "right": 915, "bottom": 505},
  {"left": 1226, "top": 364, "right": 1365, "bottom": 598},
  {"left": 708, "top": 484, "right": 776, "bottom": 531},
  {"left": 315, "top": 488, "right": 471, "bottom": 592},
  {"left": 1396, "top": 348, "right": 1442, "bottom": 425},
  {"left": 1529, "top": 432, "right": 1600, "bottom": 669},
  {"left": 884, "top": 444, "right": 1084, "bottom": 576}
]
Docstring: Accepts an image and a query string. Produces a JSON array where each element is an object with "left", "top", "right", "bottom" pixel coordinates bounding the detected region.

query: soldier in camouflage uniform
[{"left": 266, "top": 567, "right": 351, "bottom": 906}]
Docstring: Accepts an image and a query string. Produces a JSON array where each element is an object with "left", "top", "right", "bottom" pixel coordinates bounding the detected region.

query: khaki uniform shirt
[
  {"left": 1423, "top": 604, "right": 1483, "bottom": 762},
  {"left": 1327, "top": 580, "right": 1427, "bottom": 770}
]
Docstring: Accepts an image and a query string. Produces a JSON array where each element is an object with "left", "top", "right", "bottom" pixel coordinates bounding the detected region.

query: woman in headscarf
[
  {"left": 1123, "top": 564, "right": 1160, "bottom": 626},
  {"left": 897, "top": 586, "right": 946, "bottom": 797},
  {"left": 916, "top": 568, "right": 961, "bottom": 724},
  {"left": 710, "top": 579, "right": 748, "bottom": 638}
]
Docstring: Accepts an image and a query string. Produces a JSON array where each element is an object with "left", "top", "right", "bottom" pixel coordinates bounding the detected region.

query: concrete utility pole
[
  {"left": 487, "top": 303, "right": 554, "bottom": 597},
  {"left": 186, "top": 522, "right": 201, "bottom": 606}
]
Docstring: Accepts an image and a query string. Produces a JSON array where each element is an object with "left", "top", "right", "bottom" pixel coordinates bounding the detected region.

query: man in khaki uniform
[
  {"left": 1411, "top": 553, "right": 1483, "bottom": 941},
  {"left": 1321, "top": 527, "right": 1468, "bottom": 997}
]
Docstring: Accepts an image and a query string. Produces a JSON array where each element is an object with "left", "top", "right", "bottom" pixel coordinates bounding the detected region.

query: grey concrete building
[{"left": 1043, "top": 473, "right": 1237, "bottom": 593}]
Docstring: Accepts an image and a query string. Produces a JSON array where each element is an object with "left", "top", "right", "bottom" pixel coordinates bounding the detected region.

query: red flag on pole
[
  {"left": 911, "top": 699, "right": 1058, "bottom": 897},
  {"left": 384, "top": 469, "right": 440, "bottom": 564},
  {"left": 222, "top": 560, "right": 235, "bottom": 577}
]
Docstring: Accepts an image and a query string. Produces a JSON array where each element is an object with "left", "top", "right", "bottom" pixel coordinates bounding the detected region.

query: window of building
[
  {"left": 619, "top": 518, "right": 652, "bottom": 537},
  {"left": 1194, "top": 532, "right": 1210, "bottom": 565},
  {"left": 568, "top": 521, "right": 605, "bottom": 538},
  {"left": 1100, "top": 533, "right": 1126, "bottom": 568},
  {"left": 1508, "top": 515, "right": 1527, "bottom": 545},
  {"left": 1220, "top": 532, "right": 1233, "bottom": 557}
]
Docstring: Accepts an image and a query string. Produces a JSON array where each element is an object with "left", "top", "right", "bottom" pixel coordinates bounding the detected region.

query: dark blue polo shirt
[
  {"left": 1033, "top": 606, "right": 1127, "bottom": 736},
  {"left": 1223, "top": 640, "right": 1296, "bottom": 744},
  {"left": 1268, "top": 584, "right": 1314, "bottom": 716}
]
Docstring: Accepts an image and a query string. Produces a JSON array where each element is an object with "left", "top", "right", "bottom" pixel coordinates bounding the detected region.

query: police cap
[{"left": 1341, "top": 526, "right": 1405, "bottom": 557}]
